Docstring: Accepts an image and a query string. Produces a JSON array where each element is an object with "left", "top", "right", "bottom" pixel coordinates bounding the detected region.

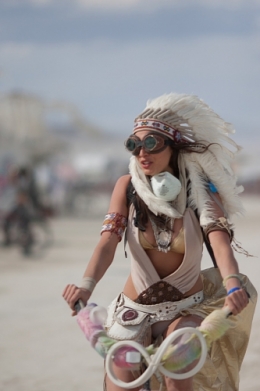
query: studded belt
[{"left": 118, "top": 291, "right": 204, "bottom": 324}]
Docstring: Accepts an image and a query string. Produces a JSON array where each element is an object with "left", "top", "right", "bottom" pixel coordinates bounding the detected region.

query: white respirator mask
[{"left": 150, "top": 171, "right": 182, "bottom": 202}]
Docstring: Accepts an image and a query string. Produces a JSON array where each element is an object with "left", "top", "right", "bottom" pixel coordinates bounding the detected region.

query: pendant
[
  {"left": 149, "top": 217, "right": 173, "bottom": 253},
  {"left": 157, "top": 231, "right": 171, "bottom": 252},
  {"left": 158, "top": 231, "right": 169, "bottom": 243}
]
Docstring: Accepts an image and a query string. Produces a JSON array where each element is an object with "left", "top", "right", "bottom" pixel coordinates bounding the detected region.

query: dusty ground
[{"left": 0, "top": 195, "right": 259, "bottom": 391}]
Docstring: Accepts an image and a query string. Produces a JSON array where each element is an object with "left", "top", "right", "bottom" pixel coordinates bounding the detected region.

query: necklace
[{"left": 149, "top": 216, "right": 173, "bottom": 253}]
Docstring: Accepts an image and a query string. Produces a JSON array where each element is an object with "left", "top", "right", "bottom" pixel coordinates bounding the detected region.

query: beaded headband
[{"left": 133, "top": 119, "right": 183, "bottom": 143}]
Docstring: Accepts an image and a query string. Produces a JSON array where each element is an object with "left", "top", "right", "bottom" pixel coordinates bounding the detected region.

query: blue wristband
[{"left": 227, "top": 287, "right": 241, "bottom": 295}]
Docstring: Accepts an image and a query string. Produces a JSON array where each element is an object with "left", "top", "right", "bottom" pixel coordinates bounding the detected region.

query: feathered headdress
[{"left": 129, "top": 93, "right": 244, "bottom": 227}]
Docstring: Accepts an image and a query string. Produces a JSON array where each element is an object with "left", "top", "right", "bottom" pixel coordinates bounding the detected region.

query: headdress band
[{"left": 133, "top": 119, "right": 183, "bottom": 143}]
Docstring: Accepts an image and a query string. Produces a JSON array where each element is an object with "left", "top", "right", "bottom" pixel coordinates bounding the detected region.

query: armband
[
  {"left": 203, "top": 217, "right": 234, "bottom": 242},
  {"left": 100, "top": 212, "right": 127, "bottom": 242},
  {"left": 204, "top": 217, "right": 253, "bottom": 257}
]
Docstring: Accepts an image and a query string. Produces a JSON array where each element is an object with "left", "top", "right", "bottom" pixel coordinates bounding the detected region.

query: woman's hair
[{"left": 128, "top": 140, "right": 213, "bottom": 231}]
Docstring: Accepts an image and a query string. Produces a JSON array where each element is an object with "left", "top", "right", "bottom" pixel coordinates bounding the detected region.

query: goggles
[{"left": 124, "top": 133, "right": 171, "bottom": 156}]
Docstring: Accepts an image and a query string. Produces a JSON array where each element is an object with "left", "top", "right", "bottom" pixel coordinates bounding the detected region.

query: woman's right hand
[{"left": 62, "top": 284, "right": 92, "bottom": 316}]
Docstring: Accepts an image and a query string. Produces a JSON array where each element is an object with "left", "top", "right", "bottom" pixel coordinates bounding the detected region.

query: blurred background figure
[
  {"left": 2, "top": 167, "right": 36, "bottom": 232},
  {"left": 0, "top": 165, "right": 51, "bottom": 255}
]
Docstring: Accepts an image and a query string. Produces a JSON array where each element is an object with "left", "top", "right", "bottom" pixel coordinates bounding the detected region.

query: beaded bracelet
[
  {"left": 222, "top": 274, "right": 243, "bottom": 288},
  {"left": 227, "top": 287, "right": 241, "bottom": 295}
]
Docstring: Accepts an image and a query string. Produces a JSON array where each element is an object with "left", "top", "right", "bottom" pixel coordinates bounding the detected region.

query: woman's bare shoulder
[
  {"left": 108, "top": 175, "right": 131, "bottom": 214},
  {"left": 112, "top": 174, "right": 132, "bottom": 194},
  {"left": 115, "top": 174, "right": 131, "bottom": 186}
]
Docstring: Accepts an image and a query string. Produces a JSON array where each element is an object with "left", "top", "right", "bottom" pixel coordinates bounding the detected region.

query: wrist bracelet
[
  {"left": 227, "top": 287, "right": 241, "bottom": 295},
  {"left": 80, "top": 277, "right": 96, "bottom": 293},
  {"left": 223, "top": 274, "right": 242, "bottom": 288}
]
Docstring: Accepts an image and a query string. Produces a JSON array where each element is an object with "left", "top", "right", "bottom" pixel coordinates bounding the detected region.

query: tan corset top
[{"left": 139, "top": 227, "right": 185, "bottom": 254}]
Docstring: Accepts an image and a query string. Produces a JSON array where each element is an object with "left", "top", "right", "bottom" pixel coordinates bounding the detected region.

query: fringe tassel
[{"left": 231, "top": 238, "right": 254, "bottom": 258}]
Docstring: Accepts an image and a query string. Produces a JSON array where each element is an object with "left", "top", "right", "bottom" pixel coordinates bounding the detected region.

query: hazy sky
[{"left": 1, "top": 0, "right": 260, "bottom": 145}]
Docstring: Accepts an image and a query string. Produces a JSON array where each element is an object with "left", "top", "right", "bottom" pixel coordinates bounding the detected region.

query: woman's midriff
[
  {"left": 146, "top": 249, "right": 185, "bottom": 278},
  {"left": 123, "top": 272, "right": 203, "bottom": 301}
]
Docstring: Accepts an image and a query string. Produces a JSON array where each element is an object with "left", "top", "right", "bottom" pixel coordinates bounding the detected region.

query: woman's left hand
[{"left": 223, "top": 288, "right": 249, "bottom": 316}]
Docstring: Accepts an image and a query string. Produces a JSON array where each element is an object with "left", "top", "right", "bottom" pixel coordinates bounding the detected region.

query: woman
[{"left": 63, "top": 93, "right": 257, "bottom": 391}]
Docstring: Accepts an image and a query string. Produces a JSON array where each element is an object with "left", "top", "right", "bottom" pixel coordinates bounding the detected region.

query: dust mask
[{"left": 150, "top": 172, "right": 182, "bottom": 202}]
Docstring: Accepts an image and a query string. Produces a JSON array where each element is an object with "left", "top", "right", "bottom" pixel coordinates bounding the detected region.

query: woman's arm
[
  {"left": 207, "top": 194, "right": 249, "bottom": 315},
  {"left": 62, "top": 174, "right": 131, "bottom": 315}
]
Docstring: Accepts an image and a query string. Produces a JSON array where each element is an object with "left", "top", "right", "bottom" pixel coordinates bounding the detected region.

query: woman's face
[{"left": 134, "top": 130, "right": 173, "bottom": 176}]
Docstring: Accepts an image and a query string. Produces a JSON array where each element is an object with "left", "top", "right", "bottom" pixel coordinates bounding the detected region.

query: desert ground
[{"left": 0, "top": 195, "right": 259, "bottom": 391}]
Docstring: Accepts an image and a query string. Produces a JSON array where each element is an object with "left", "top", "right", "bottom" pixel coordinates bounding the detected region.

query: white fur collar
[{"left": 129, "top": 156, "right": 182, "bottom": 218}]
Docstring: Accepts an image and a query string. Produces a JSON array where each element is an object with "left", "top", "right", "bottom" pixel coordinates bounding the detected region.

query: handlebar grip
[{"left": 74, "top": 299, "right": 85, "bottom": 313}]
